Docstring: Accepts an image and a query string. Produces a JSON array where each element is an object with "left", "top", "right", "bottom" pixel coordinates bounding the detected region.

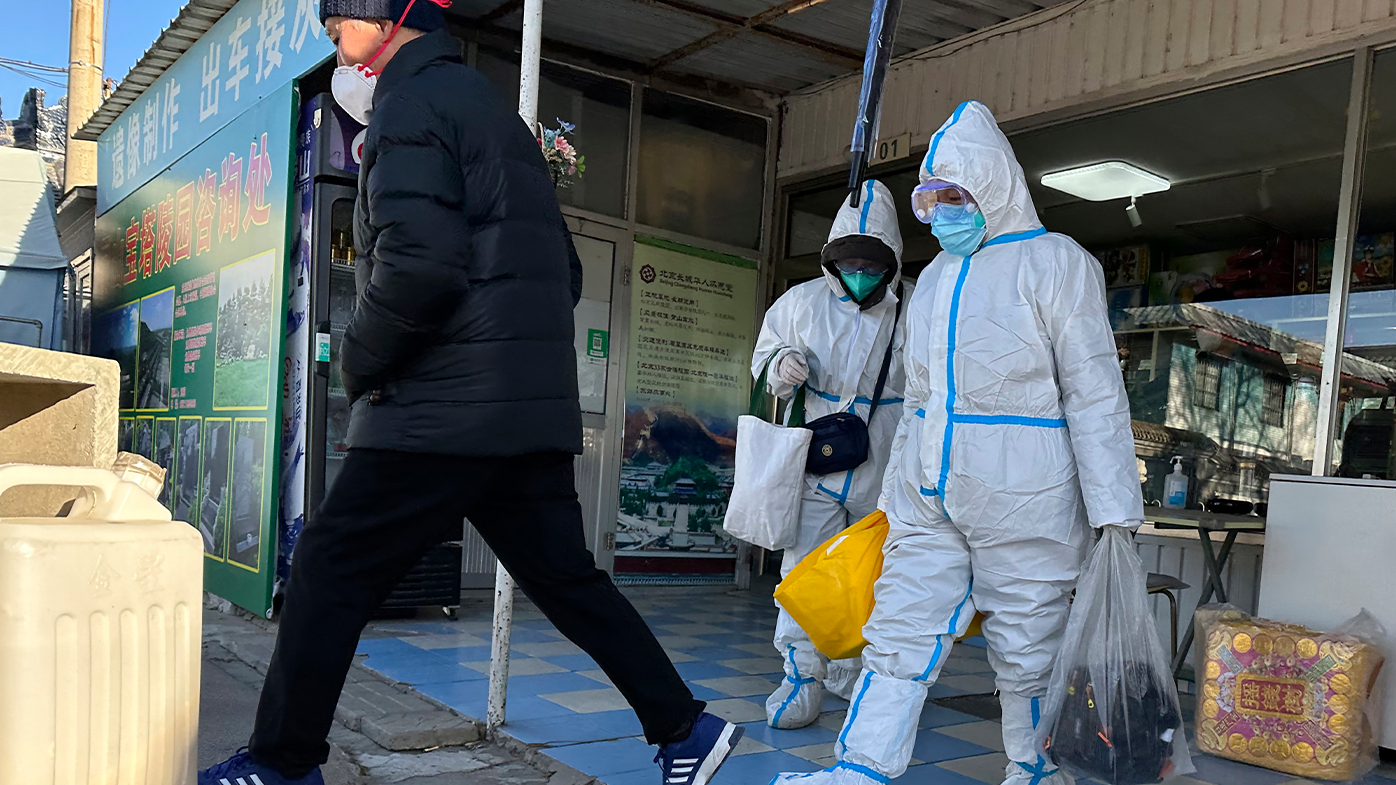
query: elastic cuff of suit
[{"left": 830, "top": 762, "right": 890, "bottom": 783}]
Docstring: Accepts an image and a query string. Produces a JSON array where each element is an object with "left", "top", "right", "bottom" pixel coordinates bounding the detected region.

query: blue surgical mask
[
  {"left": 932, "top": 207, "right": 988, "bottom": 257},
  {"left": 840, "top": 270, "right": 884, "bottom": 302}
]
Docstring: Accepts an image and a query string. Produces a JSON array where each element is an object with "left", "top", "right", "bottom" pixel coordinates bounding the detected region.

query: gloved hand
[
  {"left": 775, "top": 351, "right": 809, "bottom": 386},
  {"left": 1100, "top": 523, "right": 1138, "bottom": 539}
]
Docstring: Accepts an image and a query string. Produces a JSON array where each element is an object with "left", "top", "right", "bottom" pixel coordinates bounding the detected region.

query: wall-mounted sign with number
[{"left": 871, "top": 133, "right": 913, "bottom": 166}]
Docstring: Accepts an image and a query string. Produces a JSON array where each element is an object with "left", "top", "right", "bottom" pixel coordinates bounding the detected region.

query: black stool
[{"left": 1146, "top": 572, "right": 1189, "bottom": 659}]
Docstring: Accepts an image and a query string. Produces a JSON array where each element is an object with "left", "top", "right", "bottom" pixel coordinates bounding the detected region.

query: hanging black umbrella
[{"left": 847, "top": 0, "right": 903, "bottom": 207}]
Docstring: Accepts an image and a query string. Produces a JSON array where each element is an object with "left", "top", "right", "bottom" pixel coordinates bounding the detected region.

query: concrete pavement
[{"left": 199, "top": 604, "right": 581, "bottom": 785}]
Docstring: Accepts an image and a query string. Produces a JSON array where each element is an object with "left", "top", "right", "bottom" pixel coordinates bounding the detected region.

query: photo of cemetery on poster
[
  {"left": 619, "top": 238, "right": 758, "bottom": 575},
  {"left": 89, "top": 85, "right": 295, "bottom": 617}
]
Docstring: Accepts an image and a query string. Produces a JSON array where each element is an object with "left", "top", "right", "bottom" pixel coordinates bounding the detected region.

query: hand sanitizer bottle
[{"left": 1163, "top": 456, "right": 1188, "bottom": 509}]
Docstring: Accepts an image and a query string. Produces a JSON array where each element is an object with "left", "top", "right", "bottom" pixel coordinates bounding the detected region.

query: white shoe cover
[
  {"left": 1001, "top": 759, "right": 1073, "bottom": 785},
  {"left": 823, "top": 660, "right": 860, "bottom": 702},
  {"left": 766, "top": 675, "right": 823, "bottom": 729},
  {"left": 768, "top": 763, "right": 887, "bottom": 785}
]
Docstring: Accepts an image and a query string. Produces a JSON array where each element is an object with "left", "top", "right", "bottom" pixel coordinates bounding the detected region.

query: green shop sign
[{"left": 92, "top": 84, "right": 297, "bottom": 617}]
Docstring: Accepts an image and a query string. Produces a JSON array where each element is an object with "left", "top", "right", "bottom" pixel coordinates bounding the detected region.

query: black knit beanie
[{"left": 319, "top": 0, "right": 446, "bottom": 31}]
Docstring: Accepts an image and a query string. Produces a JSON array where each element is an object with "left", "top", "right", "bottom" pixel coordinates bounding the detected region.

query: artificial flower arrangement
[{"left": 539, "top": 119, "right": 585, "bottom": 188}]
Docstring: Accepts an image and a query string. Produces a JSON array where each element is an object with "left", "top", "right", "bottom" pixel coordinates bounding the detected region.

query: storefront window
[
  {"left": 1010, "top": 59, "right": 1359, "bottom": 507},
  {"left": 1340, "top": 49, "right": 1396, "bottom": 480},
  {"left": 637, "top": 90, "right": 767, "bottom": 250},
  {"left": 476, "top": 48, "right": 632, "bottom": 218}
]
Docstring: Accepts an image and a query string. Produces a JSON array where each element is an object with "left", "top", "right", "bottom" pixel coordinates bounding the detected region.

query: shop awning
[
  {"left": 449, "top": 0, "right": 1073, "bottom": 94},
  {"left": 0, "top": 148, "right": 67, "bottom": 349},
  {"left": 77, "top": 0, "right": 1070, "bottom": 140}
]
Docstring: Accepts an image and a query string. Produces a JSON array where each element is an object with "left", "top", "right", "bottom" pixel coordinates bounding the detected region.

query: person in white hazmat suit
[
  {"left": 771, "top": 101, "right": 1144, "bottom": 785},
  {"left": 752, "top": 179, "right": 912, "bottom": 731}
]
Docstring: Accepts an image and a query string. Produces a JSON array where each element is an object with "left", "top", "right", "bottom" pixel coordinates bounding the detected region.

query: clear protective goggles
[
  {"left": 910, "top": 179, "right": 980, "bottom": 225},
  {"left": 833, "top": 258, "right": 892, "bottom": 276}
]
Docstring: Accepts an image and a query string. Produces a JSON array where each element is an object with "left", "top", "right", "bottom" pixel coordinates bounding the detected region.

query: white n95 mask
[
  {"left": 331, "top": 63, "right": 377, "bottom": 126},
  {"left": 329, "top": 0, "right": 436, "bottom": 125}
]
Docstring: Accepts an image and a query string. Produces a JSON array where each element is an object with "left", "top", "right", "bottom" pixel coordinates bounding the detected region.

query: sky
[{"left": 1, "top": 0, "right": 188, "bottom": 120}]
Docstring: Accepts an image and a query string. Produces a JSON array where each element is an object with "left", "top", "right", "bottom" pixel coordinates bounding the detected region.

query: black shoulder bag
[{"left": 798, "top": 285, "right": 902, "bottom": 476}]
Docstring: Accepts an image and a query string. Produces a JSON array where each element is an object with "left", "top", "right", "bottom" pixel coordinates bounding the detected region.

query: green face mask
[{"left": 840, "top": 270, "right": 885, "bottom": 302}]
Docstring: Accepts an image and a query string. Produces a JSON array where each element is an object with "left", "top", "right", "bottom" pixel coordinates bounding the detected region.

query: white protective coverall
[
  {"left": 773, "top": 102, "right": 1144, "bottom": 785},
  {"left": 752, "top": 180, "right": 912, "bottom": 730}
]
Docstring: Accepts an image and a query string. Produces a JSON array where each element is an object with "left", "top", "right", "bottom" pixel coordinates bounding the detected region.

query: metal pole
[
  {"left": 487, "top": 0, "right": 543, "bottom": 733},
  {"left": 1313, "top": 47, "right": 1373, "bottom": 476},
  {"left": 517, "top": 0, "right": 543, "bottom": 130}
]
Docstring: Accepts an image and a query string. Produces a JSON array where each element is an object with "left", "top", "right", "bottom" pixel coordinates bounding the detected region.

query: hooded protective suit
[
  {"left": 752, "top": 180, "right": 912, "bottom": 730},
  {"left": 773, "top": 102, "right": 1143, "bottom": 784}
]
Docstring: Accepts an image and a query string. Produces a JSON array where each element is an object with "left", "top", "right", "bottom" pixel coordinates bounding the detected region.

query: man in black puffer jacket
[
  {"left": 339, "top": 29, "right": 584, "bottom": 453},
  {"left": 199, "top": 3, "right": 742, "bottom": 784}
]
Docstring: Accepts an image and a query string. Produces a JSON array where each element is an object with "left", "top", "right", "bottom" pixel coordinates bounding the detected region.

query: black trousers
[{"left": 250, "top": 449, "right": 704, "bottom": 774}]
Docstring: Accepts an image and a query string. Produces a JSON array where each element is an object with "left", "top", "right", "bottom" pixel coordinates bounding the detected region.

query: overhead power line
[
  {"left": 0, "top": 62, "right": 68, "bottom": 90},
  {"left": 0, "top": 56, "right": 68, "bottom": 74}
]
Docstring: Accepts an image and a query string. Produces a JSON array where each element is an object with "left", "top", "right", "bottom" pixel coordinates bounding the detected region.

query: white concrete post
[{"left": 487, "top": 0, "right": 544, "bottom": 733}]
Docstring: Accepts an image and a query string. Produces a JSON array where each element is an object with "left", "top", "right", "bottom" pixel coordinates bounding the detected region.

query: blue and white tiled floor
[{"left": 356, "top": 584, "right": 1396, "bottom": 785}]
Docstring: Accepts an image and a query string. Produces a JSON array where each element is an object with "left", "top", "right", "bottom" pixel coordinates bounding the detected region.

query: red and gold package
[{"left": 1194, "top": 609, "right": 1384, "bottom": 781}]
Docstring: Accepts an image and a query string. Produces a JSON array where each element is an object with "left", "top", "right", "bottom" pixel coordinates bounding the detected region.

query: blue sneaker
[
  {"left": 656, "top": 712, "right": 744, "bottom": 785},
  {"left": 198, "top": 748, "right": 324, "bottom": 785}
]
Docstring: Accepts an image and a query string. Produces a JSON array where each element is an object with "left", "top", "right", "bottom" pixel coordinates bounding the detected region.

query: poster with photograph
[
  {"left": 229, "top": 419, "right": 268, "bottom": 570},
  {"left": 1352, "top": 234, "right": 1395, "bottom": 290},
  {"left": 92, "top": 85, "right": 294, "bottom": 616},
  {"left": 200, "top": 419, "right": 232, "bottom": 560},
  {"left": 137, "top": 289, "right": 174, "bottom": 410},
  {"left": 1096, "top": 245, "right": 1151, "bottom": 288},
  {"left": 174, "top": 417, "right": 202, "bottom": 525},
  {"left": 155, "top": 418, "right": 176, "bottom": 508},
  {"left": 1317, "top": 240, "right": 1335, "bottom": 293},
  {"left": 1313, "top": 235, "right": 1395, "bottom": 292},
  {"left": 215, "top": 254, "right": 276, "bottom": 409},
  {"left": 95, "top": 303, "right": 139, "bottom": 410},
  {"left": 134, "top": 417, "right": 154, "bottom": 460},
  {"left": 616, "top": 237, "right": 757, "bottom": 580}
]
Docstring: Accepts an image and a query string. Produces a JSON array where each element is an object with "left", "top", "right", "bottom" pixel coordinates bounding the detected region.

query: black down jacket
[{"left": 342, "top": 29, "right": 584, "bottom": 457}]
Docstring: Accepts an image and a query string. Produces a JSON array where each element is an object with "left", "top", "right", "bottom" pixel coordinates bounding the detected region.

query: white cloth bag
[{"left": 723, "top": 413, "right": 810, "bottom": 551}]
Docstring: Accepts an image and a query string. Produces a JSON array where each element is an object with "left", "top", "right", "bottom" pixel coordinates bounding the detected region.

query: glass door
[
  {"left": 323, "top": 203, "right": 357, "bottom": 494},
  {"left": 307, "top": 184, "right": 357, "bottom": 515},
  {"left": 571, "top": 227, "right": 622, "bottom": 570}
]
